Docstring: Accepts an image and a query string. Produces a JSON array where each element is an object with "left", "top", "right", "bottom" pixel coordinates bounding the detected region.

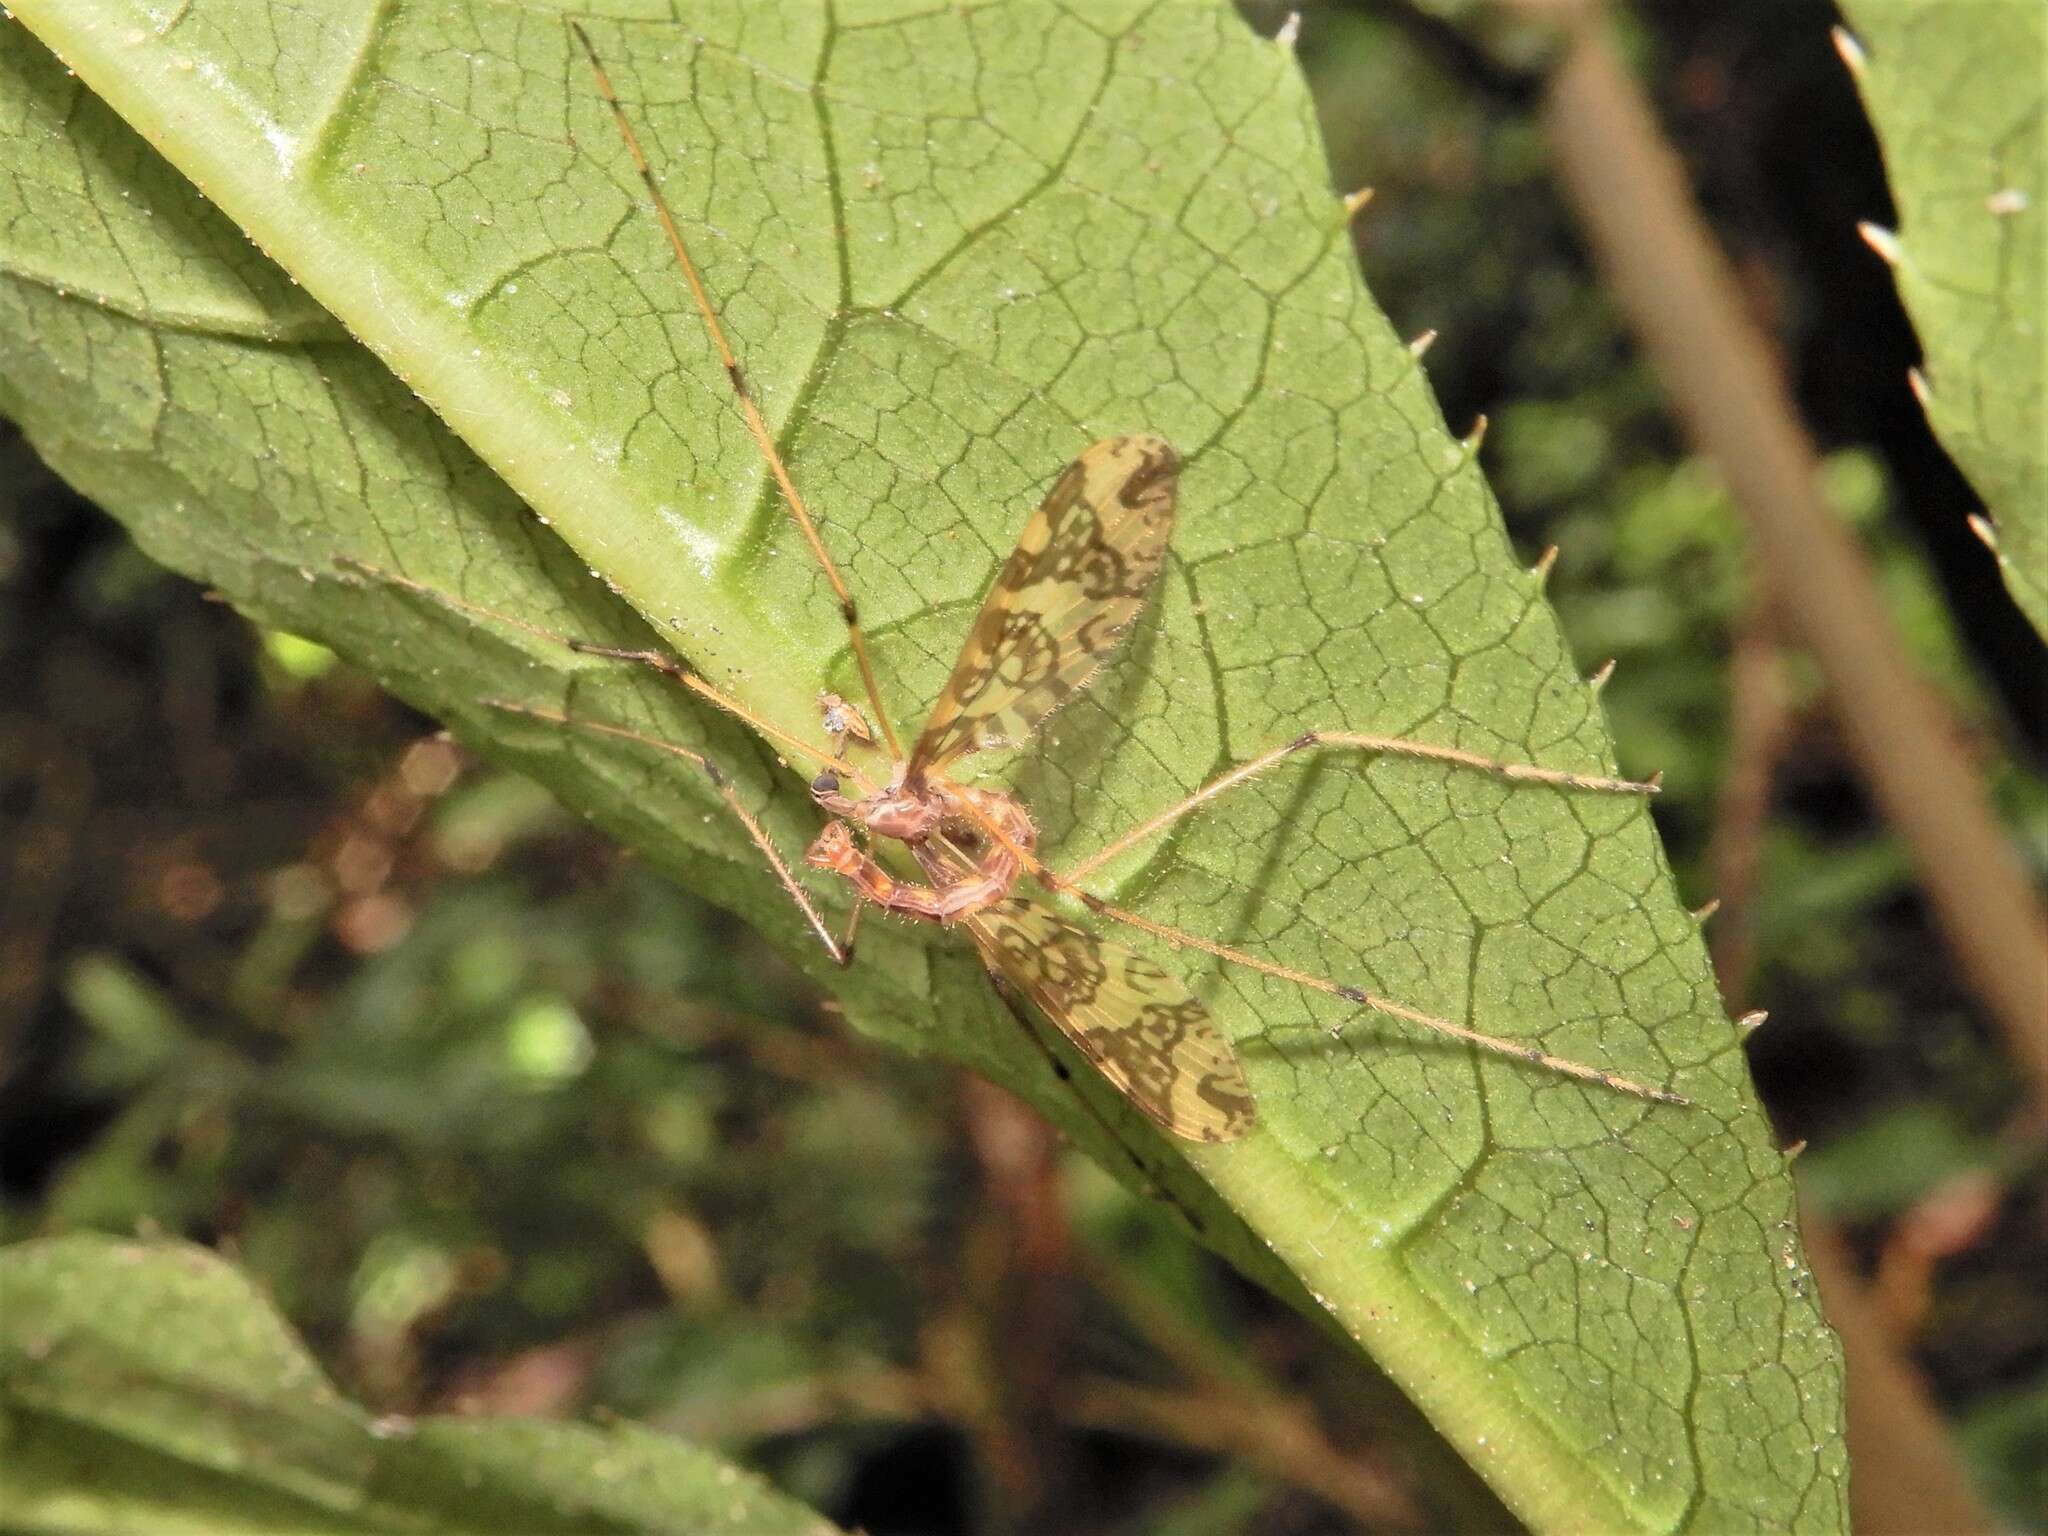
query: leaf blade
[
  {"left": 1838, "top": 0, "right": 2047, "bottom": 638},
  {"left": 0, "top": 5, "right": 1845, "bottom": 1529},
  {"left": 0, "top": 1235, "right": 843, "bottom": 1534}
]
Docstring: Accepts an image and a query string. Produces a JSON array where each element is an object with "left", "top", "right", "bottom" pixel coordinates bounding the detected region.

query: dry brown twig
[
  {"left": 1803, "top": 1209, "right": 1994, "bottom": 1535},
  {"left": 1706, "top": 598, "right": 1800, "bottom": 1007}
]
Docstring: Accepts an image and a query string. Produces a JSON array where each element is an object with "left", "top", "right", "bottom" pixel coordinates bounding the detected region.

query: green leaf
[
  {"left": 0, "top": 4, "right": 1844, "bottom": 1528},
  {"left": 0, "top": 1234, "right": 843, "bottom": 1533},
  {"left": 1837, "top": 0, "right": 2048, "bottom": 640}
]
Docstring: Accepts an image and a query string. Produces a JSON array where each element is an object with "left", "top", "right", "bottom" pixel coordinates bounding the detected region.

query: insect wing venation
[
  {"left": 967, "top": 897, "right": 1255, "bottom": 1143},
  {"left": 910, "top": 435, "right": 1177, "bottom": 776}
]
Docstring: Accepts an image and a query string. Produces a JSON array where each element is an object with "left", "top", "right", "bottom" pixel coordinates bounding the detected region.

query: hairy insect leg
[
  {"left": 569, "top": 22, "right": 905, "bottom": 762},
  {"left": 832, "top": 822, "right": 873, "bottom": 964},
  {"left": 836, "top": 899, "right": 864, "bottom": 964},
  {"left": 483, "top": 698, "right": 853, "bottom": 967},
  {"left": 336, "top": 557, "right": 867, "bottom": 789},
  {"left": 1062, "top": 729, "right": 1661, "bottom": 886}
]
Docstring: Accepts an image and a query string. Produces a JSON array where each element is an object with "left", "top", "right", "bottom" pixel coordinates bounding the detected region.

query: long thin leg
[
  {"left": 941, "top": 797, "right": 1684, "bottom": 1105},
  {"left": 837, "top": 892, "right": 865, "bottom": 961},
  {"left": 834, "top": 824, "right": 872, "bottom": 962},
  {"left": 1062, "top": 729, "right": 1661, "bottom": 886},
  {"left": 337, "top": 556, "right": 875, "bottom": 794},
  {"left": 1061, "top": 884, "right": 1686, "bottom": 1104},
  {"left": 570, "top": 22, "right": 906, "bottom": 762},
  {"left": 484, "top": 698, "right": 852, "bottom": 967}
]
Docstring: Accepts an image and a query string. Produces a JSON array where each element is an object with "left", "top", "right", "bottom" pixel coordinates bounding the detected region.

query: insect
[
  {"left": 361, "top": 24, "right": 1682, "bottom": 1147},
  {"left": 816, "top": 692, "right": 875, "bottom": 753}
]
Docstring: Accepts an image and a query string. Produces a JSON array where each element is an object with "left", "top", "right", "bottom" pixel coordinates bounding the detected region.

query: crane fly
[
  {"left": 797, "top": 432, "right": 1262, "bottom": 1140},
  {"left": 354, "top": 22, "right": 1684, "bottom": 1150}
]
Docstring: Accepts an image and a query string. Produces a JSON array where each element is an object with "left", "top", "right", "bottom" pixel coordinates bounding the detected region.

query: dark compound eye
[{"left": 810, "top": 772, "right": 840, "bottom": 795}]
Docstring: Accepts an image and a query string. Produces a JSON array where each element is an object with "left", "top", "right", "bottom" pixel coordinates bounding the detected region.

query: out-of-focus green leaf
[
  {"left": 62, "top": 953, "right": 189, "bottom": 1088},
  {"left": 1956, "top": 1375, "right": 2048, "bottom": 1526},
  {"left": 1796, "top": 1104, "right": 1991, "bottom": 1220},
  {"left": 1838, "top": 0, "right": 2047, "bottom": 639},
  {"left": 0, "top": 1234, "right": 843, "bottom": 1533},
  {"left": 0, "top": 4, "right": 1841, "bottom": 1527}
]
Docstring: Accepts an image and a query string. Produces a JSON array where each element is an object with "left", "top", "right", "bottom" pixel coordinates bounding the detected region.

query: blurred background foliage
[{"left": 2, "top": 2, "right": 2042, "bottom": 1531}]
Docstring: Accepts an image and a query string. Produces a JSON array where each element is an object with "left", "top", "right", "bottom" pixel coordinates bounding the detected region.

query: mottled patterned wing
[
  {"left": 966, "top": 896, "right": 1255, "bottom": 1143},
  {"left": 909, "top": 435, "right": 1177, "bottom": 778}
]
